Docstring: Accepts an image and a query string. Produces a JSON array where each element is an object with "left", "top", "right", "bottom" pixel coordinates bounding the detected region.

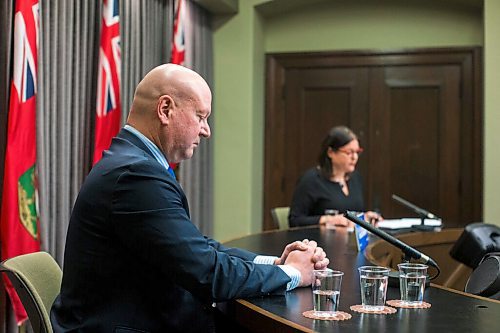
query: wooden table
[{"left": 218, "top": 226, "right": 500, "bottom": 332}]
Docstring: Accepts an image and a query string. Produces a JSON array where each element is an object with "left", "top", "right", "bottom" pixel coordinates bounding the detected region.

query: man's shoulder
[
  {"left": 85, "top": 138, "right": 172, "bottom": 193},
  {"left": 97, "top": 136, "right": 161, "bottom": 172}
]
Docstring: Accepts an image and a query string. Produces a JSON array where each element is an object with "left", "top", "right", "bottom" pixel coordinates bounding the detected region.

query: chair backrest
[
  {"left": 271, "top": 206, "right": 290, "bottom": 230},
  {"left": 0, "top": 251, "right": 62, "bottom": 333}
]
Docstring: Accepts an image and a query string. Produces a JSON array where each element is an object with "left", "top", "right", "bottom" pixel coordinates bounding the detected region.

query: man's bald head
[
  {"left": 129, "top": 64, "right": 209, "bottom": 121},
  {"left": 126, "top": 63, "right": 212, "bottom": 162}
]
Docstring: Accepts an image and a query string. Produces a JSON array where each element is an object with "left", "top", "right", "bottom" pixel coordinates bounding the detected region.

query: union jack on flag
[
  {"left": 93, "top": 0, "right": 121, "bottom": 164},
  {"left": 12, "top": 1, "right": 39, "bottom": 103}
]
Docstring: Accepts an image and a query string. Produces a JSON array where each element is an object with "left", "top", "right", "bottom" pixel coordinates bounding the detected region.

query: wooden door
[
  {"left": 370, "top": 65, "right": 461, "bottom": 224},
  {"left": 264, "top": 48, "right": 482, "bottom": 230},
  {"left": 283, "top": 67, "right": 370, "bottom": 207}
]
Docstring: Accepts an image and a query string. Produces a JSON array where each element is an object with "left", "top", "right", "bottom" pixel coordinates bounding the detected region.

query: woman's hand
[
  {"left": 365, "top": 211, "right": 383, "bottom": 225},
  {"left": 319, "top": 214, "right": 351, "bottom": 227}
]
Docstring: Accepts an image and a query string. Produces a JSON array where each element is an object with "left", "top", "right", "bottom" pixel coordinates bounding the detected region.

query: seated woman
[{"left": 289, "top": 126, "right": 382, "bottom": 228}]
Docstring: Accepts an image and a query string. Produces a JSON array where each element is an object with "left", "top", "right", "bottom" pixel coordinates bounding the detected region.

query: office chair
[
  {"left": 0, "top": 251, "right": 62, "bottom": 333},
  {"left": 271, "top": 206, "right": 290, "bottom": 230}
]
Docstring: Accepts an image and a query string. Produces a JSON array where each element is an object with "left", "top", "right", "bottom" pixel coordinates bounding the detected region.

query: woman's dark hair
[{"left": 317, "top": 126, "right": 358, "bottom": 178}]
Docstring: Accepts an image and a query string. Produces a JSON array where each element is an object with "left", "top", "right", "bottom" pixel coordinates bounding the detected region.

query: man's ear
[{"left": 158, "top": 95, "right": 173, "bottom": 125}]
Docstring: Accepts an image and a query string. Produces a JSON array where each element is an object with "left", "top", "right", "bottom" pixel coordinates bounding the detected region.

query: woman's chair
[
  {"left": 271, "top": 206, "right": 290, "bottom": 230},
  {"left": 0, "top": 251, "right": 62, "bottom": 333}
]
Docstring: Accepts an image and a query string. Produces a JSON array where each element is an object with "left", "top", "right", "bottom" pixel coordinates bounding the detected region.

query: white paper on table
[{"left": 377, "top": 218, "right": 442, "bottom": 230}]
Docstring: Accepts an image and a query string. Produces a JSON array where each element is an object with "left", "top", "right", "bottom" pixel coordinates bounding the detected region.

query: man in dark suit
[{"left": 50, "top": 64, "right": 329, "bottom": 332}]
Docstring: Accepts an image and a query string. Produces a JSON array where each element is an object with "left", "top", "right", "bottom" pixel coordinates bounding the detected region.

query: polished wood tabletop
[{"left": 219, "top": 226, "right": 500, "bottom": 333}]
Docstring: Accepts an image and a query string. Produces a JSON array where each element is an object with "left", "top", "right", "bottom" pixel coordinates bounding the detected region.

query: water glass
[
  {"left": 398, "top": 263, "right": 428, "bottom": 305},
  {"left": 324, "top": 209, "right": 340, "bottom": 216},
  {"left": 312, "top": 269, "right": 344, "bottom": 317},
  {"left": 358, "top": 266, "right": 390, "bottom": 311},
  {"left": 324, "top": 210, "right": 339, "bottom": 230}
]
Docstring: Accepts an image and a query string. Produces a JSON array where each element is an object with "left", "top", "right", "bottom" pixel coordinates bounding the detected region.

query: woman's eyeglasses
[{"left": 337, "top": 148, "right": 364, "bottom": 156}]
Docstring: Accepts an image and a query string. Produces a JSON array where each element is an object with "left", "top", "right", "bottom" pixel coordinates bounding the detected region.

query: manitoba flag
[
  {"left": 93, "top": 0, "right": 121, "bottom": 164},
  {"left": 0, "top": 0, "right": 41, "bottom": 325}
]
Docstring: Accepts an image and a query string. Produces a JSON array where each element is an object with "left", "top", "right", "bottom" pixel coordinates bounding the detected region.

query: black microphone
[
  {"left": 344, "top": 211, "right": 439, "bottom": 270},
  {"left": 392, "top": 194, "right": 440, "bottom": 220}
]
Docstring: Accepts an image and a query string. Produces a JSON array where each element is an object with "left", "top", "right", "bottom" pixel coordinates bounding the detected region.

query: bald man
[{"left": 50, "top": 64, "right": 329, "bottom": 333}]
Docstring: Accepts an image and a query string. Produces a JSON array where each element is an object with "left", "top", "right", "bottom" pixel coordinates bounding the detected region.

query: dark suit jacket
[{"left": 50, "top": 129, "right": 290, "bottom": 333}]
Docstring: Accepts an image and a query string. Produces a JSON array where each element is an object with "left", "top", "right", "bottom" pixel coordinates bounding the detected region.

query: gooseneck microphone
[
  {"left": 344, "top": 211, "right": 440, "bottom": 272},
  {"left": 392, "top": 194, "right": 440, "bottom": 220}
]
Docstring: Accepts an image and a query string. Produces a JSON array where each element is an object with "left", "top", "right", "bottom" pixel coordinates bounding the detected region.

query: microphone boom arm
[
  {"left": 344, "top": 211, "right": 440, "bottom": 274},
  {"left": 392, "top": 194, "right": 438, "bottom": 220}
]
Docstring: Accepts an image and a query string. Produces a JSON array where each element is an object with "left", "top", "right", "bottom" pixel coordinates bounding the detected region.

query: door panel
[
  {"left": 371, "top": 65, "right": 461, "bottom": 224},
  {"left": 284, "top": 68, "right": 369, "bottom": 202}
]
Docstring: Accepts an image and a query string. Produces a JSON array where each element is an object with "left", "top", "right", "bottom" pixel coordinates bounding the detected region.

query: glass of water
[
  {"left": 398, "top": 263, "right": 428, "bottom": 305},
  {"left": 324, "top": 210, "right": 340, "bottom": 230},
  {"left": 358, "top": 266, "right": 390, "bottom": 311},
  {"left": 312, "top": 269, "right": 344, "bottom": 318}
]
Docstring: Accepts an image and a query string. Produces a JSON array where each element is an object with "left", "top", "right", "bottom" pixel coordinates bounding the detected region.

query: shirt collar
[{"left": 123, "top": 124, "right": 172, "bottom": 173}]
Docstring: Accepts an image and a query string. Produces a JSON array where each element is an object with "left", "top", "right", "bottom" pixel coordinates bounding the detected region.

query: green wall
[
  {"left": 264, "top": 1, "right": 481, "bottom": 52},
  {"left": 213, "top": 0, "right": 490, "bottom": 242},
  {"left": 212, "top": 0, "right": 268, "bottom": 241},
  {"left": 484, "top": 0, "right": 500, "bottom": 225}
]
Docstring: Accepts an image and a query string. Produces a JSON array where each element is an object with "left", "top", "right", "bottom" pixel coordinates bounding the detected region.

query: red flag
[
  {"left": 93, "top": 0, "right": 121, "bottom": 164},
  {"left": 171, "top": 0, "right": 185, "bottom": 66},
  {"left": 1, "top": 0, "right": 41, "bottom": 325},
  {"left": 169, "top": 0, "right": 185, "bottom": 172}
]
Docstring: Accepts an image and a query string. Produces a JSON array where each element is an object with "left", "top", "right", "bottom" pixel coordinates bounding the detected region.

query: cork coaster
[
  {"left": 302, "top": 310, "right": 352, "bottom": 321},
  {"left": 386, "top": 300, "right": 432, "bottom": 309},
  {"left": 350, "top": 304, "right": 397, "bottom": 314}
]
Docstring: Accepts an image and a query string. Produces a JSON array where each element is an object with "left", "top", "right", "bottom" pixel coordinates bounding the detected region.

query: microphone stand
[
  {"left": 392, "top": 194, "right": 440, "bottom": 231},
  {"left": 344, "top": 211, "right": 440, "bottom": 280}
]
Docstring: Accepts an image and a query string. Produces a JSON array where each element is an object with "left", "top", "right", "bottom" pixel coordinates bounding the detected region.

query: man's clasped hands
[{"left": 274, "top": 239, "right": 330, "bottom": 287}]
